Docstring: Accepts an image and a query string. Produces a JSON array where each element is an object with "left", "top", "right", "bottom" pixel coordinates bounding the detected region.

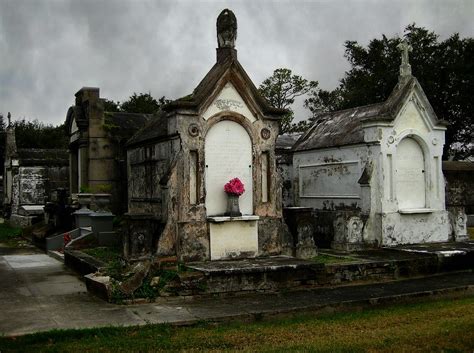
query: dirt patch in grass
[{"left": 2, "top": 295, "right": 472, "bottom": 352}]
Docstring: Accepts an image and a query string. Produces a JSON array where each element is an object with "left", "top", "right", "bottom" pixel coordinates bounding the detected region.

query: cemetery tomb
[
  {"left": 124, "top": 9, "right": 291, "bottom": 262},
  {"left": 291, "top": 40, "right": 451, "bottom": 249}
]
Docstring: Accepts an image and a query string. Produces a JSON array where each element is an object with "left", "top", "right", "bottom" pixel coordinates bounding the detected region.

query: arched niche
[
  {"left": 205, "top": 120, "right": 253, "bottom": 216},
  {"left": 395, "top": 137, "right": 426, "bottom": 209}
]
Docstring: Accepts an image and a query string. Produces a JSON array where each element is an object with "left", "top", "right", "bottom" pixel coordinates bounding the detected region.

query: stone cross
[
  {"left": 397, "top": 39, "right": 413, "bottom": 82},
  {"left": 397, "top": 39, "right": 412, "bottom": 66}
]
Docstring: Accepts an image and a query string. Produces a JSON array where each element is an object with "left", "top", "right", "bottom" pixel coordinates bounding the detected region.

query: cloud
[{"left": 0, "top": 0, "right": 473, "bottom": 125}]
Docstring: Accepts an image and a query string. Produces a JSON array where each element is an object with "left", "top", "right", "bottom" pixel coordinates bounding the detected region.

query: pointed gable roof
[
  {"left": 293, "top": 77, "right": 448, "bottom": 152},
  {"left": 162, "top": 50, "right": 287, "bottom": 119},
  {"left": 128, "top": 9, "right": 289, "bottom": 147}
]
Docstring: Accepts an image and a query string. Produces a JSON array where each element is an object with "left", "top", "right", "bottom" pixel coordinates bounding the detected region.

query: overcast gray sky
[{"left": 1, "top": 0, "right": 473, "bottom": 125}]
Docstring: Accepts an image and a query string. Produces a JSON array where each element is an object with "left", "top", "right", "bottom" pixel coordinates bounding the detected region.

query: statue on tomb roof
[
  {"left": 217, "top": 9, "right": 237, "bottom": 49},
  {"left": 397, "top": 39, "right": 413, "bottom": 80}
]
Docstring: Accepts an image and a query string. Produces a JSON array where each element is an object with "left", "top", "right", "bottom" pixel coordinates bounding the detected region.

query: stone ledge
[
  {"left": 207, "top": 215, "right": 260, "bottom": 223},
  {"left": 64, "top": 249, "right": 106, "bottom": 276},
  {"left": 123, "top": 213, "right": 161, "bottom": 221},
  {"left": 399, "top": 208, "right": 434, "bottom": 214},
  {"left": 187, "top": 256, "right": 316, "bottom": 275}
]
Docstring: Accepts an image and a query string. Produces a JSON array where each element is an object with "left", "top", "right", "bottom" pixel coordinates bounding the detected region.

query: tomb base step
[
  {"left": 66, "top": 242, "right": 474, "bottom": 301},
  {"left": 180, "top": 245, "right": 474, "bottom": 296}
]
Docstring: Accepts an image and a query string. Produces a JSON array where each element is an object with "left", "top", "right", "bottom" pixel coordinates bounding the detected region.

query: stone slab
[
  {"left": 19, "top": 205, "right": 45, "bottom": 215},
  {"left": 9, "top": 214, "right": 38, "bottom": 228},
  {"left": 187, "top": 256, "right": 314, "bottom": 274},
  {"left": 209, "top": 219, "right": 258, "bottom": 260}
]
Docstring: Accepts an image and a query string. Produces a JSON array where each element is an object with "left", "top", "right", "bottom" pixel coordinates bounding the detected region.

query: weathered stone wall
[
  {"left": 283, "top": 208, "right": 362, "bottom": 250},
  {"left": 293, "top": 144, "right": 372, "bottom": 210},
  {"left": 123, "top": 215, "right": 163, "bottom": 259},
  {"left": 18, "top": 167, "right": 47, "bottom": 205},
  {"left": 277, "top": 153, "right": 294, "bottom": 207},
  {"left": 47, "top": 166, "right": 69, "bottom": 195},
  {"left": 443, "top": 163, "right": 474, "bottom": 213},
  {"left": 127, "top": 138, "right": 181, "bottom": 217},
  {"left": 12, "top": 166, "right": 69, "bottom": 207}
]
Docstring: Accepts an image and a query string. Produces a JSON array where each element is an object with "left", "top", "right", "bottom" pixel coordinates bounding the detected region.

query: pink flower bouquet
[{"left": 224, "top": 178, "right": 245, "bottom": 196}]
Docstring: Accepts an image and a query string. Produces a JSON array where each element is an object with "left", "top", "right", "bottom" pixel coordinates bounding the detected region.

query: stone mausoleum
[
  {"left": 125, "top": 9, "right": 291, "bottom": 262},
  {"left": 291, "top": 41, "right": 454, "bottom": 249},
  {"left": 3, "top": 114, "right": 69, "bottom": 227},
  {"left": 65, "top": 88, "right": 152, "bottom": 215}
]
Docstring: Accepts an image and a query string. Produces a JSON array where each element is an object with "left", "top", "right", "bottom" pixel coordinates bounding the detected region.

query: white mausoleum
[{"left": 292, "top": 41, "right": 450, "bottom": 248}]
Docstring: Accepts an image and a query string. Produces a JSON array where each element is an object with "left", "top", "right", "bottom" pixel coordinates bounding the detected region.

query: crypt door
[
  {"left": 205, "top": 120, "right": 253, "bottom": 216},
  {"left": 395, "top": 137, "right": 426, "bottom": 209}
]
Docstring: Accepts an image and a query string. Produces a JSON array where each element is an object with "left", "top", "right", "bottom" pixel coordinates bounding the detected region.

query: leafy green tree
[
  {"left": 304, "top": 88, "right": 343, "bottom": 121},
  {"left": 103, "top": 99, "right": 120, "bottom": 112},
  {"left": 120, "top": 93, "right": 170, "bottom": 114},
  {"left": 307, "top": 25, "right": 473, "bottom": 159},
  {"left": 259, "top": 68, "right": 318, "bottom": 134},
  {"left": 13, "top": 119, "right": 68, "bottom": 149}
]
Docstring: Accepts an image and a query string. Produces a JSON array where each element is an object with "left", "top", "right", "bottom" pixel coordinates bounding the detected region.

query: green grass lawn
[
  {"left": 82, "top": 246, "right": 122, "bottom": 264},
  {"left": 1, "top": 297, "right": 473, "bottom": 352},
  {"left": 0, "top": 223, "right": 24, "bottom": 247},
  {"left": 311, "top": 253, "right": 359, "bottom": 264}
]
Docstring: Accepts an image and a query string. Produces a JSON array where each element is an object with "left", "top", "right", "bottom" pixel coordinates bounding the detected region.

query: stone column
[{"left": 78, "top": 138, "right": 88, "bottom": 190}]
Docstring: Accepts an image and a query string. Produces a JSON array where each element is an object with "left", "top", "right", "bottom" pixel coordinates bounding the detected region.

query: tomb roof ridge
[
  {"left": 125, "top": 110, "right": 170, "bottom": 147},
  {"left": 104, "top": 111, "right": 153, "bottom": 142},
  {"left": 292, "top": 75, "right": 448, "bottom": 152},
  {"left": 292, "top": 102, "right": 385, "bottom": 152}
]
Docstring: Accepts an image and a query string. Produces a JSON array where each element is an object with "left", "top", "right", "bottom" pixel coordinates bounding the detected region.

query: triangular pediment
[
  {"left": 202, "top": 81, "right": 256, "bottom": 122},
  {"left": 392, "top": 81, "right": 445, "bottom": 133},
  {"left": 361, "top": 77, "right": 448, "bottom": 131}
]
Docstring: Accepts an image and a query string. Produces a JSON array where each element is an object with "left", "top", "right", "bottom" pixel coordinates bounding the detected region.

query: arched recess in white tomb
[
  {"left": 395, "top": 137, "right": 426, "bottom": 210},
  {"left": 205, "top": 120, "right": 253, "bottom": 216}
]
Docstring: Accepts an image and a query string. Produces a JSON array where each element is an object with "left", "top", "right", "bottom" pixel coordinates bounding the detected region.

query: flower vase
[
  {"left": 77, "top": 193, "right": 93, "bottom": 210},
  {"left": 226, "top": 194, "right": 242, "bottom": 217}
]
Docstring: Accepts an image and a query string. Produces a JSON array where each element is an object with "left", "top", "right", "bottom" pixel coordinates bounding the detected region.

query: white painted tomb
[{"left": 292, "top": 41, "right": 450, "bottom": 248}]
